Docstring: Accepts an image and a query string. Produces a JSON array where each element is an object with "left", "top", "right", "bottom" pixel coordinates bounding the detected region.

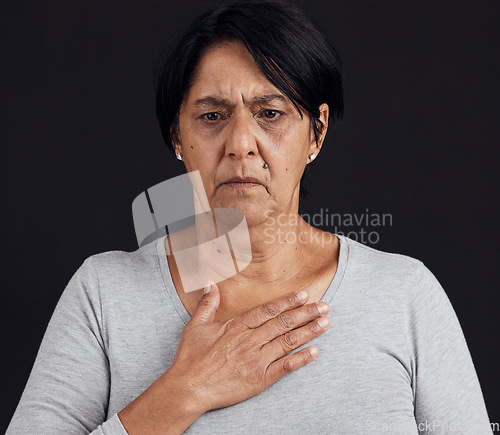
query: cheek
[
  {"left": 265, "top": 125, "right": 308, "bottom": 167},
  {"left": 179, "top": 127, "right": 222, "bottom": 167},
  {"left": 177, "top": 118, "right": 226, "bottom": 181},
  {"left": 185, "top": 148, "right": 219, "bottom": 174}
]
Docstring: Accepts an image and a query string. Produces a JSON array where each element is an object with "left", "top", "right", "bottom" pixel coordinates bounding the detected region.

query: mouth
[
  {"left": 220, "top": 176, "right": 263, "bottom": 190},
  {"left": 222, "top": 182, "right": 261, "bottom": 190}
]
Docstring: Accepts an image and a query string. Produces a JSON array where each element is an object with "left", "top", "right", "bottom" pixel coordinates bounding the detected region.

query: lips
[{"left": 221, "top": 176, "right": 262, "bottom": 185}]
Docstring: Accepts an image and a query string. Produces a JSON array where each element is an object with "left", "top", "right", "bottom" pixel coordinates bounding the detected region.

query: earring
[
  {"left": 309, "top": 154, "right": 316, "bottom": 162},
  {"left": 176, "top": 154, "right": 182, "bottom": 161},
  {"left": 263, "top": 162, "right": 269, "bottom": 169}
]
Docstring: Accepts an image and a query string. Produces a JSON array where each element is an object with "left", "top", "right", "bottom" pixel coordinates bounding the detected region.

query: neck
[
  {"left": 165, "top": 207, "right": 339, "bottom": 319},
  {"left": 191, "top": 208, "right": 320, "bottom": 312},
  {"left": 166, "top": 182, "right": 335, "bottom": 314},
  {"left": 234, "top": 212, "right": 313, "bottom": 284}
]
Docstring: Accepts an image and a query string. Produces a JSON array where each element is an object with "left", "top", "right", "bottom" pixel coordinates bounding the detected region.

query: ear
[
  {"left": 170, "top": 125, "right": 182, "bottom": 157},
  {"left": 307, "top": 103, "right": 329, "bottom": 164}
]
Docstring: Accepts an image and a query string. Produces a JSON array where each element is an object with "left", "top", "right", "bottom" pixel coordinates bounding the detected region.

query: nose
[{"left": 223, "top": 113, "right": 258, "bottom": 161}]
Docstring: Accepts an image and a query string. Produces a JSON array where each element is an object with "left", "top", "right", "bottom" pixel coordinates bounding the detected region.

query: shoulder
[
  {"left": 337, "top": 235, "right": 441, "bottom": 301},
  {"left": 85, "top": 237, "right": 160, "bottom": 277},
  {"left": 73, "top": 238, "right": 163, "bottom": 304},
  {"left": 340, "top": 234, "right": 422, "bottom": 275}
]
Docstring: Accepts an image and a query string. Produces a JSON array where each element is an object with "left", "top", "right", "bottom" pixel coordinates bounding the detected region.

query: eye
[
  {"left": 202, "top": 112, "right": 222, "bottom": 121},
  {"left": 259, "top": 109, "right": 283, "bottom": 120}
]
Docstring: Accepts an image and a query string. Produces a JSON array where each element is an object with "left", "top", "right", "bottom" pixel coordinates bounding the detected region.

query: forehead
[{"left": 184, "top": 40, "right": 283, "bottom": 103}]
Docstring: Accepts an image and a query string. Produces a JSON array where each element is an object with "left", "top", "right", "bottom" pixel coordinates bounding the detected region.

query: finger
[
  {"left": 253, "top": 301, "right": 330, "bottom": 344},
  {"left": 261, "top": 314, "right": 330, "bottom": 362},
  {"left": 264, "top": 346, "right": 319, "bottom": 388},
  {"left": 188, "top": 282, "right": 220, "bottom": 326},
  {"left": 235, "top": 290, "right": 310, "bottom": 330}
]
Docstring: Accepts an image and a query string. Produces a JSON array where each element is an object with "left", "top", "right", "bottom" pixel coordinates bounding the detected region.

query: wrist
[
  {"left": 118, "top": 370, "right": 206, "bottom": 435},
  {"left": 160, "top": 368, "right": 209, "bottom": 417}
]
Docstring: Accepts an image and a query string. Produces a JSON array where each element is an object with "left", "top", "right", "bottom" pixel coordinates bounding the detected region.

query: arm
[
  {"left": 7, "top": 257, "right": 328, "bottom": 434},
  {"left": 406, "top": 262, "right": 493, "bottom": 434},
  {"left": 6, "top": 257, "right": 127, "bottom": 434},
  {"left": 117, "top": 369, "right": 205, "bottom": 434}
]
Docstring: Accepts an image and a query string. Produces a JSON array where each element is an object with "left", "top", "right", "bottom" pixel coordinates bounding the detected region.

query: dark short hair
[{"left": 154, "top": 0, "right": 344, "bottom": 199}]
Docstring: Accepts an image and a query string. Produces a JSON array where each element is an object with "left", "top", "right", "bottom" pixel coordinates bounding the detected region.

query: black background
[{"left": 2, "top": 0, "right": 499, "bottom": 431}]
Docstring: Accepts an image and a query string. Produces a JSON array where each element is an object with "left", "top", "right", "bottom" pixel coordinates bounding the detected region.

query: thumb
[{"left": 190, "top": 281, "right": 220, "bottom": 325}]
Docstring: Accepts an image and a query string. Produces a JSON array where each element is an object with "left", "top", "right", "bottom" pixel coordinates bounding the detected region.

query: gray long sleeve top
[{"left": 7, "top": 234, "right": 494, "bottom": 434}]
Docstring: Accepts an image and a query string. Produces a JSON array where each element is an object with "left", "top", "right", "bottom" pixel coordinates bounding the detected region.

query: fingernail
[
  {"left": 296, "top": 290, "right": 308, "bottom": 301},
  {"left": 204, "top": 280, "right": 215, "bottom": 294},
  {"left": 317, "top": 303, "right": 330, "bottom": 314},
  {"left": 317, "top": 316, "right": 329, "bottom": 328}
]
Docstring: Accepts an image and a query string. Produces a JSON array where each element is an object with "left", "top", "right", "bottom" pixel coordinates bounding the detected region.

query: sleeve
[
  {"left": 6, "top": 256, "right": 129, "bottom": 435},
  {"left": 405, "top": 261, "right": 493, "bottom": 434}
]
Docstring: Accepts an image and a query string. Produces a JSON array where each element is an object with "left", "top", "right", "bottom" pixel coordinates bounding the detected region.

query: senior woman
[{"left": 7, "top": 2, "right": 493, "bottom": 434}]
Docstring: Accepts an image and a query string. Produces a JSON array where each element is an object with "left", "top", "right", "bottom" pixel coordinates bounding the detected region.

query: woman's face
[{"left": 174, "top": 40, "right": 328, "bottom": 227}]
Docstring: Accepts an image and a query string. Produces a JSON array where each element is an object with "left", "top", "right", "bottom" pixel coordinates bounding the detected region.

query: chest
[
  {"left": 107, "top": 310, "right": 416, "bottom": 434},
  {"left": 174, "top": 256, "right": 339, "bottom": 323}
]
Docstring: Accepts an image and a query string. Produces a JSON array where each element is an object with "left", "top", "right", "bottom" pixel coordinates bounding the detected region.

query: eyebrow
[
  {"left": 250, "top": 94, "right": 288, "bottom": 105},
  {"left": 193, "top": 93, "right": 288, "bottom": 108}
]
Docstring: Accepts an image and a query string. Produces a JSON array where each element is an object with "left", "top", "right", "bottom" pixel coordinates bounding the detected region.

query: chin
[{"left": 213, "top": 198, "right": 268, "bottom": 227}]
